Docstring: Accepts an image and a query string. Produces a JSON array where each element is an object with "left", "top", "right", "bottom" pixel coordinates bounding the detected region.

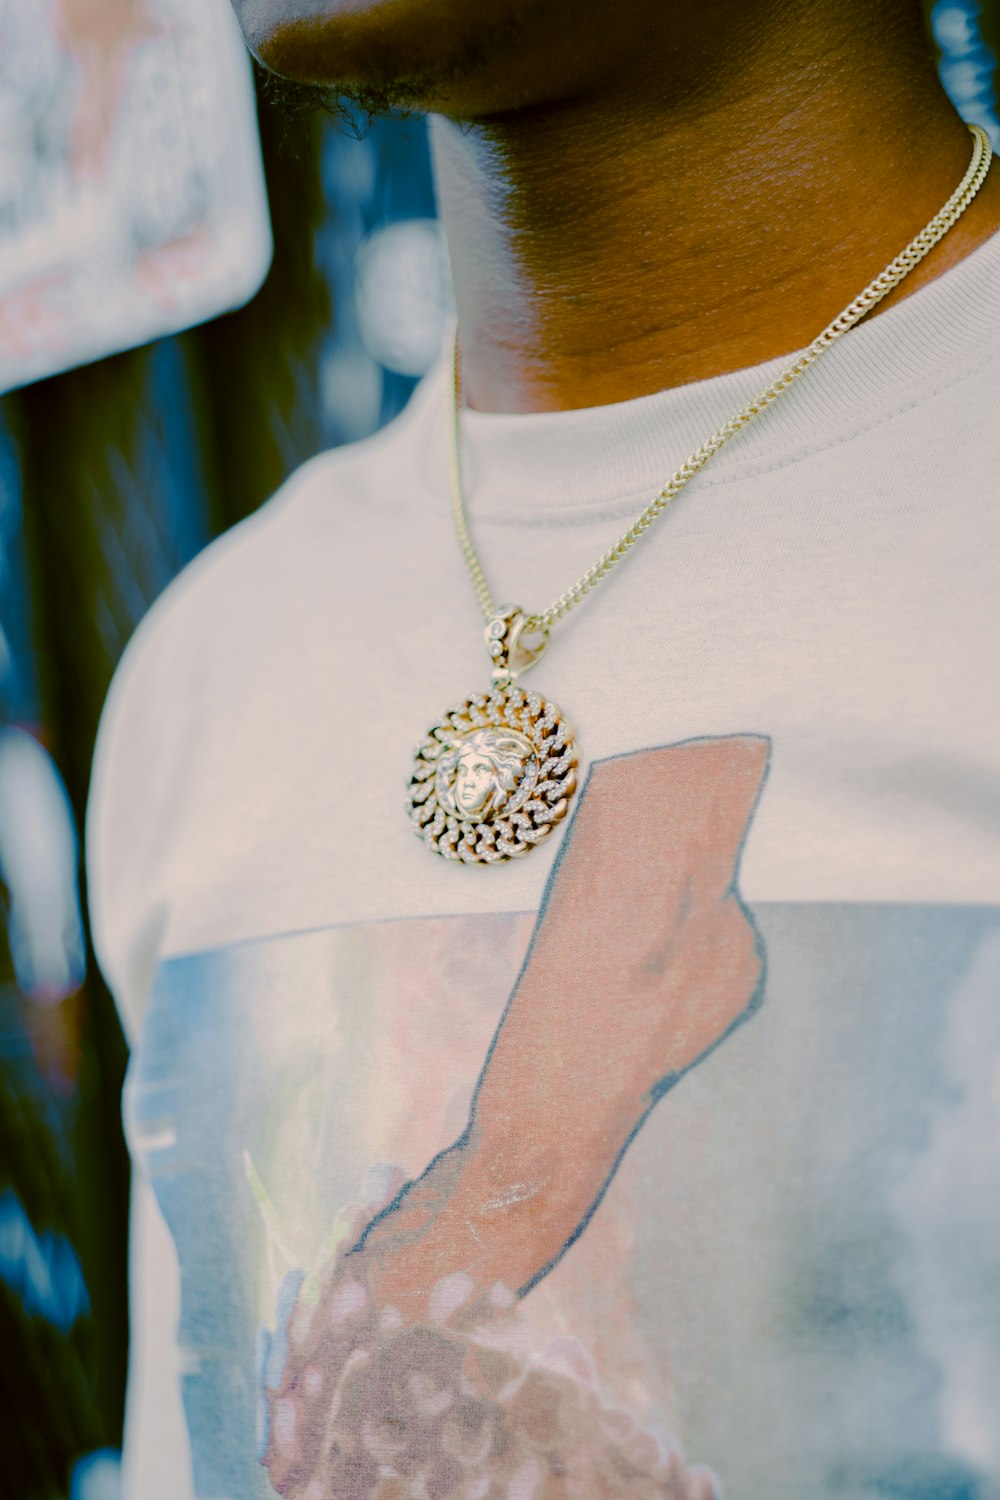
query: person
[{"left": 86, "top": 3, "right": 1000, "bottom": 1498}]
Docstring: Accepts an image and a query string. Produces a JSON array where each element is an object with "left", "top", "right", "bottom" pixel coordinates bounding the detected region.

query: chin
[
  {"left": 228, "top": 0, "right": 541, "bottom": 117},
  {"left": 231, "top": 0, "right": 468, "bottom": 85}
]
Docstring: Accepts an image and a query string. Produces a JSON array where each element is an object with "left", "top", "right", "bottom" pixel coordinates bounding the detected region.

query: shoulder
[
  {"left": 84, "top": 374, "right": 438, "bottom": 1021},
  {"left": 95, "top": 371, "right": 436, "bottom": 767},
  {"left": 150, "top": 388, "right": 430, "bottom": 655}
]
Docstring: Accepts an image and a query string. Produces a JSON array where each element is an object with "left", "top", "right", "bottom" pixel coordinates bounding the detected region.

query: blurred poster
[{"left": 0, "top": 0, "right": 272, "bottom": 394}]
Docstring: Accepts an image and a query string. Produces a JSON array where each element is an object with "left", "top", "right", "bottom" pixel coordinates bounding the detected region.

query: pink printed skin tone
[
  {"left": 263, "top": 738, "right": 768, "bottom": 1500},
  {"left": 356, "top": 737, "right": 768, "bottom": 1319}
]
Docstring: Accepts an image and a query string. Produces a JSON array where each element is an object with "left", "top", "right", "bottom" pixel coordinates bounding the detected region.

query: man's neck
[{"left": 431, "top": 6, "right": 1000, "bottom": 414}]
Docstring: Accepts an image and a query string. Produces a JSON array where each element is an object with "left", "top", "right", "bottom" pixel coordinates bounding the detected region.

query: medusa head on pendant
[
  {"left": 436, "top": 725, "right": 537, "bottom": 820},
  {"left": 407, "top": 686, "right": 578, "bottom": 864}
]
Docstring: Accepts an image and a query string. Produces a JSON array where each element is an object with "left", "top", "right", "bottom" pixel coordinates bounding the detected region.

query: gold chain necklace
[{"left": 406, "top": 123, "right": 992, "bottom": 864}]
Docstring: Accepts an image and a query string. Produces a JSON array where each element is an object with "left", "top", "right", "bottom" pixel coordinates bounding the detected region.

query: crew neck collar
[{"left": 419, "top": 226, "right": 1000, "bottom": 524}]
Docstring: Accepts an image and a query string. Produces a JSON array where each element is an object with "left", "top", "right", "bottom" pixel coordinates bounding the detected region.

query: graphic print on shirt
[
  {"left": 259, "top": 734, "right": 770, "bottom": 1500},
  {"left": 124, "top": 734, "right": 1000, "bottom": 1500}
]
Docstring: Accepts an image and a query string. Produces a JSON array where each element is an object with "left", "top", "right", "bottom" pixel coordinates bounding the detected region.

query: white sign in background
[{"left": 0, "top": 0, "right": 272, "bottom": 394}]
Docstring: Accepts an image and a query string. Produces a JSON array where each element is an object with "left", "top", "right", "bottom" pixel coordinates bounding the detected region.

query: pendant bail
[{"left": 485, "top": 605, "right": 550, "bottom": 688}]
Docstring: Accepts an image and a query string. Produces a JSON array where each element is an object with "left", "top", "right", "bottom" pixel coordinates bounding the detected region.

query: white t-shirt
[{"left": 88, "top": 228, "right": 1000, "bottom": 1500}]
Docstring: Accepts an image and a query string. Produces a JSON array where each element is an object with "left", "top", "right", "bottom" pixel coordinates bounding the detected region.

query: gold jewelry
[{"left": 406, "top": 123, "right": 992, "bottom": 864}]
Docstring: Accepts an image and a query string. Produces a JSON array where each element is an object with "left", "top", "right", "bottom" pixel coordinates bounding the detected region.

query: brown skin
[{"left": 231, "top": 0, "right": 1000, "bottom": 413}]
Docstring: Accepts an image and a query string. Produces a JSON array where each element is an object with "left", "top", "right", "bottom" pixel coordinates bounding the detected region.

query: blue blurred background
[{"left": 0, "top": 3, "right": 996, "bottom": 1497}]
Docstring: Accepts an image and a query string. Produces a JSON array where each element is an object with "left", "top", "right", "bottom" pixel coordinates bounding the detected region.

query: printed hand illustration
[
  {"left": 262, "top": 735, "right": 768, "bottom": 1499},
  {"left": 262, "top": 1191, "right": 722, "bottom": 1500}
]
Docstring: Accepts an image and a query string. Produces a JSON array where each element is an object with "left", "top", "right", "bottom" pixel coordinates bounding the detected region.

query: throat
[{"left": 431, "top": 9, "right": 1000, "bottom": 415}]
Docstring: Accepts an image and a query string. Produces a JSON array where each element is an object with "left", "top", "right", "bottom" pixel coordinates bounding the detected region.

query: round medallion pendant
[{"left": 406, "top": 685, "right": 579, "bottom": 863}]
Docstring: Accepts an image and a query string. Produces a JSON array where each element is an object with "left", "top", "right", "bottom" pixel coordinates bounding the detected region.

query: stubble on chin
[
  {"left": 243, "top": 2, "right": 534, "bottom": 124},
  {"left": 257, "top": 64, "right": 433, "bottom": 124}
]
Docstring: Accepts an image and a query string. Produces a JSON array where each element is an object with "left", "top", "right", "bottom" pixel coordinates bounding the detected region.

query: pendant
[{"left": 406, "top": 606, "right": 579, "bottom": 863}]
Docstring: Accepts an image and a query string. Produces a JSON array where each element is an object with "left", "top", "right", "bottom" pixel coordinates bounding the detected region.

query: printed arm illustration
[
  {"left": 261, "top": 736, "right": 768, "bottom": 1500},
  {"left": 354, "top": 734, "right": 769, "bottom": 1320}
]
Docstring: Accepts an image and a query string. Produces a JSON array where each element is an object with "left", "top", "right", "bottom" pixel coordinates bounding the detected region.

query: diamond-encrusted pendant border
[{"left": 406, "top": 685, "right": 578, "bottom": 863}]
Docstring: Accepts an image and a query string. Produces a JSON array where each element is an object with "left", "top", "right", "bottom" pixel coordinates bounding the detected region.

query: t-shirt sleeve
[
  {"left": 86, "top": 581, "right": 208, "bottom": 1500},
  {"left": 86, "top": 584, "right": 191, "bottom": 1045},
  {"left": 85, "top": 453, "right": 330, "bottom": 1041}
]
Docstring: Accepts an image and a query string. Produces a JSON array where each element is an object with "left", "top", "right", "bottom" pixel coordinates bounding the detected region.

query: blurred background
[{"left": 0, "top": 2, "right": 996, "bottom": 1497}]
